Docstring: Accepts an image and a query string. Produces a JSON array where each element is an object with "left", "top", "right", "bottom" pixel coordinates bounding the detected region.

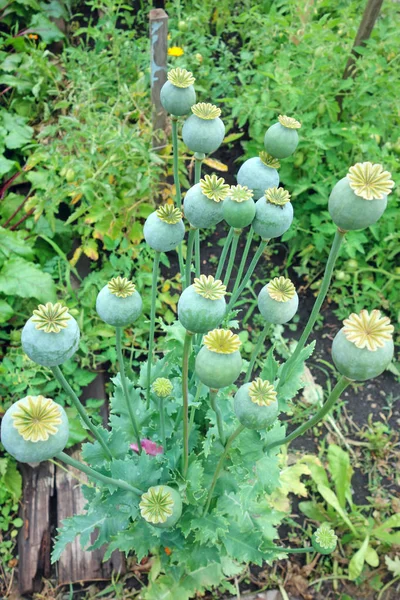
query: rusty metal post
[{"left": 149, "top": 9, "right": 168, "bottom": 150}]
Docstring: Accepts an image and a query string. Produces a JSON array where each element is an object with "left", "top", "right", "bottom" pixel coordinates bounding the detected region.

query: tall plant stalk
[
  {"left": 278, "top": 229, "right": 345, "bottom": 388},
  {"left": 185, "top": 228, "right": 197, "bottom": 288},
  {"left": 171, "top": 117, "right": 185, "bottom": 281},
  {"left": 244, "top": 322, "right": 270, "bottom": 382},
  {"left": 203, "top": 424, "right": 245, "bottom": 514},
  {"left": 223, "top": 229, "right": 240, "bottom": 287},
  {"left": 264, "top": 375, "right": 351, "bottom": 452},
  {"left": 194, "top": 153, "right": 203, "bottom": 278},
  {"left": 159, "top": 397, "right": 166, "bottom": 448},
  {"left": 231, "top": 227, "right": 254, "bottom": 297},
  {"left": 227, "top": 238, "right": 269, "bottom": 312},
  {"left": 146, "top": 250, "right": 160, "bottom": 407},
  {"left": 51, "top": 365, "right": 113, "bottom": 461},
  {"left": 56, "top": 452, "right": 143, "bottom": 495},
  {"left": 182, "top": 331, "right": 193, "bottom": 477},
  {"left": 215, "top": 227, "right": 234, "bottom": 280},
  {"left": 116, "top": 327, "right": 142, "bottom": 453},
  {"left": 209, "top": 389, "right": 225, "bottom": 445}
]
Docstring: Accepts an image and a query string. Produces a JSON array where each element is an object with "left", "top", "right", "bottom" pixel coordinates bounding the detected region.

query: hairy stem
[
  {"left": 278, "top": 229, "right": 345, "bottom": 388},
  {"left": 231, "top": 226, "right": 254, "bottom": 298},
  {"left": 209, "top": 389, "right": 225, "bottom": 445},
  {"left": 146, "top": 250, "right": 160, "bottom": 407},
  {"left": 159, "top": 397, "right": 166, "bottom": 448},
  {"left": 51, "top": 365, "right": 113, "bottom": 461},
  {"left": 171, "top": 118, "right": 181, "bottom": 208},
  {"left": 245, "top": 322, "right": 270, "bottom": 382},
  {"left": 182, "top": 331, "right": 193, "bottom": 477},
  {"left": 265, "top": 545, "right": 315, "bottom": 554},
  {"left": 195, "top": 228, "right": 201, "bottom": 278},
  {"left": 55, "top": 452, "right": 143, "bottom": 495},
  {"left": 223, "top": 229, "right": 240, "bottom": 287},
  {"left": 264, "top": 375, "right": 351, "bottom": 452},
  {"left": 203, "top": 424, "right": 245, "bottom": 515},
  {"left": 215, "top": 227, "right": 234, "bottom": 280},
  {"left": 171, "top": 117, "right": 185, "bottom": 283},
  {"left": 116, "top": 327, "right": 142, "bottom": 453},
  {"left": 185, "top": 228, "right": 197, "bottom": 289},
  {"left": 227, "top": 238, "right": 269, "bottom": 312},
  {"left": 194, "top": 154, "right": 203, "bottom": 279}
]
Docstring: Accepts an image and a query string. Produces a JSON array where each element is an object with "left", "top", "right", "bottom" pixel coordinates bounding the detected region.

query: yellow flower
[{"left": 168, "top": 46, "right": 184, "bottom": 57}]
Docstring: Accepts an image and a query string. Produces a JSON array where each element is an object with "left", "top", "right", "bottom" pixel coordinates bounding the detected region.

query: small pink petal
[{"left": 130, "top": 439, "right": 163, "bottom": 456}]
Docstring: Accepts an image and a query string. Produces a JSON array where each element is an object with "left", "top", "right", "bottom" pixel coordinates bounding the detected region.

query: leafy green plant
[
  {"left": 1, "top": 51, "right": 397, "bottom": 598},
  {"left": 0, "top": 451, "right": 22, "bottom": 589},
  {"left": 299, "top": 444, "right": 400, "bottom": 581}
]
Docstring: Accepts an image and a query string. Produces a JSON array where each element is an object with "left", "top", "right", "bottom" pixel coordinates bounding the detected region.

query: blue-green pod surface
[
  {"left": 195, "top": 347, "right": 242, "bottom": 389},
  {"left": 160, "top": 81, "right": 196, "bottom": 116},
  {"left": 329, "top": 177, "right": 387, "bottom": 231},
  {"left": 258, "top": 277, "right": 298, "bottom": 324},
  {"left": 252, "top": 192, "right": 293, "bottom": 240},
  {"left": 184, "top": 183, "right": 224, "bottom": 228},
  {"left": 264, "top": 116, "right": 301, "bottom": 159},
  {"left": 237, "top": 156, "right": 279, "bottom": 201},
  {"left": 223, "top": 197, "right": 255, "bottom": 228},
  {"left": 178, "top": 283, "right": 226, "bottom": 334},
  {"left": 1, "top": 396, "right": 69, "bottom": 463},
  {"left": 140, "top": 485, "right": 182, "bottom": 529},
  {"left": 234, "top": 382, "right": 279, "bottom": 430},
  {"left": 144, "top": 207, "right": 185, "bottom": 253},
  {"left": 331, "top": 329, "right": 393, "bottom": 381},
  {"left": 96, "top": 279, "right": 143, "bottom": 327},
  {"left": 182, "top": 103, "right": 225, "bottom": 154},
  {"left": 22, "top": 305, "right": 80, "bottom": 367}
]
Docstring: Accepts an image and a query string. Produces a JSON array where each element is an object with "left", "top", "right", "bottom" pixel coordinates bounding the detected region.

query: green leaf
[
  {"left": 0, "top": 257, "right": 56, "bottom": 302},
  {"left": 385, "top": 555, "right": 400, "bottom": 577},
  {"left": 190, "top": 514, "right": 229, "bottom": 545},
  {"left": 222, "top": 522, "right": 263, "bottom": 564},
  {"left": 0, "top": 155, "right": 16, "bottom": 177},
  {"left": 104, "top": 520, "right": 157, "bottom": 562},
  {"left": 348, "top": 535, "right": 369, "bottom": 580},
  {"left": 255, "top": 455, "right": 281, "bottom": 494},
  {"left": 27, "top": 14, "right": 65, "bottom": 42},
  {"left": 317, "top": 484, "right": 357, "bottom": 535},
  {"left": 3, "top": 459, "right": 22, "bottom": 499},
  {"left": 327, "top": 444, "right": 353, "bottom": 508},
  {"left": 52, "top": 512, "right": 107, "bottom": 562},
  {"left": 298, "top": 501, "right": 328, "bottom": 522},
  {"left": 0, "top": 299, "right": 14, "bottom": 323},
  {"left": 278, "top": 341, "right": 316, "bottom": 408},
  {"left": 0, "top": 227, "right": 34, "bottom": 258},
  {"left": 260, "top": 347, "right": 280, "bottom": 382},
  {"left": 364, "top": 545, "right": 379, "bottom": 568}
]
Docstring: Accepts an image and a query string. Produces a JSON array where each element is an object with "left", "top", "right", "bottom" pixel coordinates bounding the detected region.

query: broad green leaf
[
  {"left": 385, "top": 555, "right": 400, "bottom": 577},
  {"left": 298, "top": 501, "right": 328, "bottom": 522},
  {"left": 317, "top": 484, "right": 357, "bottom": 535},
  {"left": 0, "top": 299, "right": 13, "bottom": 323},
  {"left": 222, "top": 522, "right": 263, "bottom": 564},
  {"left": 278, "top": 341, "right": 316, "bottom": 407},
  {"left": 260, "top": 347, "right": 280, "bottom": 383},
  {"left": 3, "top": 458, "right": 22, "bottom": 499},
  {"left": 327, "top": 444, "right": 353, "bottom": 508},
  {"left": 300, "top": 455, "right": 330, "bottom": 488},
  {"left": 365, "top": 545, "right": 379, "bottom": 567},
  {"left": 0, "top": 257, "right": 56, "bottom": 302},
  {"left": 0, "top": 227, "right": 34, "bottom": 258},
  {"left": 0, "top": 155, "right": 16, "bottom": 176},
  {"left": 52, "top": 512, "right": 107, "bottom": 562},
  {"left": 348, "top": 535, "right": 369, "bottom": 580}
]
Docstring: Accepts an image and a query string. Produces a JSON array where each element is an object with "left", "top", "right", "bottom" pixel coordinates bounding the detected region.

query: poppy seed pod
[
  {"left": 144, "top": 204, "right": 185, "bottom": 252},
  {"left": 160, "top": 68, "right": 196, "bottom": 116},
  {"left": 182, "top": 103, "right": 225, "bottom": 155},
  {"left": 252, "top": 187, "right": 293, "bottom": 240},
  {"left": 96, "top": 276, "right": 143, "bottom": 327},
  {"left": 1, "top": 395, "right": 69, "bottom": 463},
  {"left": 222, "top": 185, "right": 256, "bottom": 229},
  {"left": 331, "top": 310, "right": 394, "bottom": 381},
  {"left": 234, "top": 379, "right": 279, "bottom": 430},
  {"left": 311, "top": 524, "right": 338, "bottom": 555},
  {"left": 328, "top": 162, "right": 394, "bottom": 231},
  {"left": 178, "top": 275, "right": 226, "bottom": 333},
  {"left": 139, "top": 485, "right": 182, "bottom": 529},
  {"left": 184, "top": 174, "right": 229, "bottom": 228},
  {"left": 258, "top": 276, "right": 298, "bottom": 324},
  {"left": 237, "top": 152, "right": 280, "bottom": 201},
  {"left": 264, "top": 115, "right": 301, "bottom": 159},
  {"left": 195, "top": 329, "right": 242, "bottom": 389},
  {"left": 21, "top": 302, "right": 80, "bottom": 367}
]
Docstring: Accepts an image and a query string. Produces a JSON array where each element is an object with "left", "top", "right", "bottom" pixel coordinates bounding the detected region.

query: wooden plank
[
  {"left": 18, "top": 461, "right": 55, "bottom": 596},
  {"left": 149, "top": 8, "right": 169, "bottom": 149},
  {"left": 56, "top": 449, "right": 125, "bottom": 586}
]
